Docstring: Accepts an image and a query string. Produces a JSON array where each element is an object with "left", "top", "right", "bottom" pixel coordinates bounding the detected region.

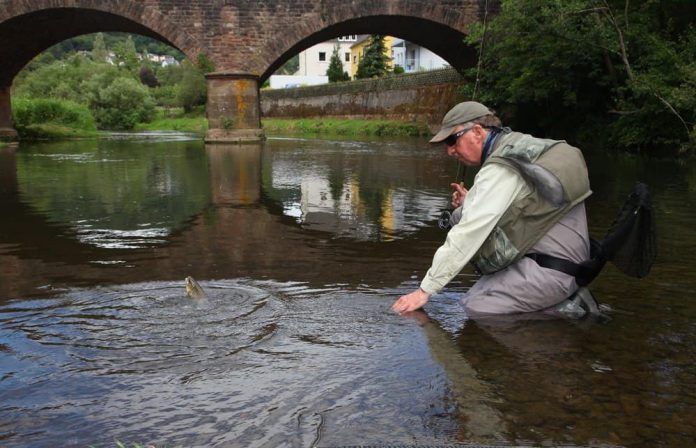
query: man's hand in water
[
  {"left": 450, "top": 182, "right": 468, "bottom": 208},
  {"left": 392, "top": 288, "right": 431, "bottom": 314}
]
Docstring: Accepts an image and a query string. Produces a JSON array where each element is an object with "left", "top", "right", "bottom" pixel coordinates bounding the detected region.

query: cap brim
[{"left": 429, "top": 126, "right": 455, "bottom": 144}]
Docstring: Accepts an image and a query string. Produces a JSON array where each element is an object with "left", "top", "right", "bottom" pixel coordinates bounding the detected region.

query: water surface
[{"left": 0, "top": 135, "right": 694, "bottom": 447}]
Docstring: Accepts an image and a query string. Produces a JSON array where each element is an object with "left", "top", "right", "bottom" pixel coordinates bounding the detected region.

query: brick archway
[{"left": 0, "top": 0, "right": 497, "bottom": 142}]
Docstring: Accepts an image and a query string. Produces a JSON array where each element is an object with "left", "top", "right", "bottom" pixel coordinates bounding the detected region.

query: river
[{"left": 0, "top": 134, "right": 694, "bottom": 447}]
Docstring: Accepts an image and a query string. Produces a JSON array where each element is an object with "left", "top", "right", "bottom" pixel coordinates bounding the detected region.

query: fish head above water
[{"left": 185, "top": 276, "right": 207, "bottom": 299}]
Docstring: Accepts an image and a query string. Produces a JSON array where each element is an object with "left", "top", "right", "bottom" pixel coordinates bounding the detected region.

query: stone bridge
[{"left": 0, "top": 0, "right": 498, "bottom": 142}]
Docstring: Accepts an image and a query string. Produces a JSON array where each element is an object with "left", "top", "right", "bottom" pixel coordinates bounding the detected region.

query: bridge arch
[
  {"left": 0, "top": 0, "right": 496, "bottom": 142},
  {"left": 259, "top": 14, "right": 478, "bottom": 83},
  {"left": 0, "top": 3, "right": 201, "bottom": 87},
  {"left": 0, "top": 2, "right": 202, "bottom": 139}
]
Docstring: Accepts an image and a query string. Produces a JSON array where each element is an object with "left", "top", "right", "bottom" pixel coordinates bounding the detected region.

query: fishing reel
[{"left": 438, "top": 210, "right": 454, "bottom": 230}]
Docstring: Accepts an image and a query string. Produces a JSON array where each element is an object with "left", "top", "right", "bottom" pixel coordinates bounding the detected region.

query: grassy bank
[
  {"left": 11, "top": 104, "right": 432, "bottom": 140},
  {"left": 261, "top": 118, "right": 431, "bottom": 137},
  {"left": 12, "top": 97, "right": 99, "bottom": 140},
  {"left": 134, "top": 116, "right": 208, "bottom": 133},
  {"left": 134, "top": 108, "right": 208, "bottom": 133},
  {"left": 15, "top": 123, "right": 100, "bottom": 139},
  {"left": 136, "top": 115, "right": 431, "bottom": 138}
]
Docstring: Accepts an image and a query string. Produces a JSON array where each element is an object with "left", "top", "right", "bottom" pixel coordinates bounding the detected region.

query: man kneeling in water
[{"left": 392, "top": 101, "right": 594, "bottom": 317}]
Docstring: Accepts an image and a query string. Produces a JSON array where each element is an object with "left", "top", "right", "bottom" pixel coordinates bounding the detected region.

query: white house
[
  {"left": 295, "top": 35, "right": 357, "bottom": 77},
  {"left": 391, "top": 38, "right": 449, "bottom": 73}
]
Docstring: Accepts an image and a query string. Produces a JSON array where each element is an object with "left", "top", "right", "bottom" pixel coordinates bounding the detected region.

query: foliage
[
  {"left": 177, "top": 60, "right": 207, "bottom": 113},
  {"left": 91, "top": 77, "right": 156, "bottom": 130},
  {"left": 155, "top": 64, "right": 184, "bottom": 87},
  {"left": 393, "top": 65, "right": 405, "bottom": 75},
  {"left": 150, "top": 85, "right": 179, "bottom": 108},
  {"left": 41, "top": 32, "right": 185, "bottom": 62},
  {"left": 196, "top": 53, "right": 215, "bottom": 74},
  {"left": 92, "top": 33, "right": 108, "bottom": 63},
  {"left": 14, "top": 55, "right": 120, "bottom": 104},
  {"left": 12, "top": 39, "right": 192, "bottom": 131},
  {"left": 113, "top": 35, "right": 139, "bottom": 73},
  {"left": 355, "top": 35, "right": 392, "bottom": 79},
  {"left": 276, "top": 54, "right": 300, "bottom": 75},
  {"left": 464, "top": 0, "right": 696, "bottom": 155},
  {"left": 12, "top": 97, "right": 97, "bottom": 138},
  {"left": 139, "top": 65, "right": 159, "bottom": 87},
  {"left": 326, "top": 45, "right": 350, "bottom": 82}
]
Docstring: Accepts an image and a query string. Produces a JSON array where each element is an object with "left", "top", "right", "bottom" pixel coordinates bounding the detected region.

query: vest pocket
[{"left": 474, "top": 226, "right": 520, "bottom": 274}]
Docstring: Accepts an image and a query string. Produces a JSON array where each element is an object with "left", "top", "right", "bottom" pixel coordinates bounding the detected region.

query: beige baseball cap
[{"left": 429, "top": 101, "right": 493, "bottom": 143}]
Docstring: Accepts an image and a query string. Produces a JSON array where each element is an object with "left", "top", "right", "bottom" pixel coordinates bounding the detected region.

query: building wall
[
  {"left": 350, "top": 35, "right": 395, "bottom": 79},
  {"left": 393, "top": 40, "right": 449, "bottom": 73},
  {"left": 296, "top": 36, "right": 356, "bottom": 78}
]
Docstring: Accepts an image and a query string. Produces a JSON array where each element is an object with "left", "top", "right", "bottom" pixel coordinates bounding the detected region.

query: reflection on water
[{"left": 0, "top": 136, "right": 695, "bottom": 447}]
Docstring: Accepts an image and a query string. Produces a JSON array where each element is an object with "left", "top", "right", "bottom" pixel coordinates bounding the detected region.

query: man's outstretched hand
[{"left": 392, "top": 288, "right": 431, "bottom": 314}]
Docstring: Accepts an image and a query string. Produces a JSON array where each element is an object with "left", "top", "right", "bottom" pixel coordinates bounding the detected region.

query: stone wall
[{"left": 260, "top": 68, "right": 466, "bottom": 126}]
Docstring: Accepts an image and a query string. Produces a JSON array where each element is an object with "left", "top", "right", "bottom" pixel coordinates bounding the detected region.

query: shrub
[
  {"left": 12, "top": 97, "right": 96, "bottom": 132},
  {"left": 92, "top": 77, "right": 156, "bottom": 130},
  {"left": 177, "top": 60, "right": 207, "bottom": 113}
]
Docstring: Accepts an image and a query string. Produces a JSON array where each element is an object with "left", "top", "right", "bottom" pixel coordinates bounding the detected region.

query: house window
[
  {"left": 318, "top": 52, "right": 326, "bottom": 62},
  {"left": 344, "top": 52, "right": 350, "bottom": 62}
]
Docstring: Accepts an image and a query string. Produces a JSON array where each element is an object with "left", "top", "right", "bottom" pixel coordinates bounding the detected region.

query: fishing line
[
  {"left": 455, "top": 0, "right": 490, "bottom": 186},
  {"left": 472, "top": 0, "right": 490, "bottom": 101}
]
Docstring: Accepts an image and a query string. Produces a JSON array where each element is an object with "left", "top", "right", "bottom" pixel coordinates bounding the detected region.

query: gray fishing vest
[{"left": 471, "top": 131, "right": 592, "bottom": 274}]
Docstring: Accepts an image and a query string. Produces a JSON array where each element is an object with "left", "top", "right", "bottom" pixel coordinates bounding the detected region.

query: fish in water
[{"left": 185, "top": 276, "right": 207, "bottom": 299}]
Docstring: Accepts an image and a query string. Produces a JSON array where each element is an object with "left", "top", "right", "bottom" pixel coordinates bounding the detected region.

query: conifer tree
[
  {"left": 92, "top": 33, "right": 108, "bottom": 63},
  {"left": 355, "top": 35, "right": 391, "bottom": 79},
  {"left": 114, "top": 35, "right": 139, "bottom": 73},
  {"left": 326, "top": 45, "right": 350, "bottom": 82}
]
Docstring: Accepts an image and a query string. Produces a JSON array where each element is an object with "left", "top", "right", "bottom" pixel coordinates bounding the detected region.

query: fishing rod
[{"left": 439, "top": 0, "right": 489, "bottom": 230}]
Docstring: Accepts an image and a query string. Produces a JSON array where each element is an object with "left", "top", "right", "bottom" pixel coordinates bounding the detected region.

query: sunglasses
[{"left": 444, "top": 126, "right": 474, "bottom": 146}]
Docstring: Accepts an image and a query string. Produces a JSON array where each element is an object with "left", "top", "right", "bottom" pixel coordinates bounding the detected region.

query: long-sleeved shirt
[{"left": 420, "top": 162, "right": 530, "bottom": 294}]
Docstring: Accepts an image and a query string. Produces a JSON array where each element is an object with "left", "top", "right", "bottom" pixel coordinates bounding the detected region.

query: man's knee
[{"left": 462, "top": 294, "right": 518, "bottom": 316}]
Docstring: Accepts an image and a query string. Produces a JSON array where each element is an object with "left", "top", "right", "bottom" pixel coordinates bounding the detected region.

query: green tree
[
  {"left": 177, "top": 59, "right": 207, "bottom": 112},
  {"left": 113, "top": 35, "right": 139, "bottom": 73},
  {"left": 92, "top": 77, "right": 155, "bottom": 129},
  {"left": 355, "top": 35, "right": 392, "bottom": 79},
  {"left": 139, "top": 65, "right": 159, "bottom": 87},
  {"left": 326, "top": 45, "right": 350, "bottom": 82},
  {"left": 464, "top": 0, "right": 696, "bottom": 154},
  {"left": 276, "top": 54, "right": 299, "bottom": 75},
  {"left": 92, "top": 33, "right": 108, "bottom": 63}
]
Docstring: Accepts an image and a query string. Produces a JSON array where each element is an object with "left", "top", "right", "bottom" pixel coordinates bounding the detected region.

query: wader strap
[{"left": 525, "top": 253, "right": 603, "bottom": 286}]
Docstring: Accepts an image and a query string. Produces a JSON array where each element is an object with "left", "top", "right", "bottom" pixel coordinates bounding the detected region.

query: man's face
[{"left": 445, "top": 123, "right": 486, "bottom": 166}]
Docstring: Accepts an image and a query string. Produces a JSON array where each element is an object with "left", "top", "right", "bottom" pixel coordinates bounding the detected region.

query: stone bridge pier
[
  {"left": 0, "top": 86, "right": 17, "bottom": 140},
  {"left": 0, "top": 0, "right": 494, "bottom": 143},
  {"left": 205, "top": 74, "right": 263, "bottom": 143}
]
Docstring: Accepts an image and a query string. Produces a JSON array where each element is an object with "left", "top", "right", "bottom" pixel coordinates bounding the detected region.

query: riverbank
[
  {"left": 262, "top": 118, "right": 431, "bottom": 137},
  {"left": 12, "top": 112, "right": 433, "bottom": 140},
  {"left": 15, "top": 124, "right": 100, "bottom": 140},
  {"left": 127, "top": 116, "right": 432, "bottom": 138},
  {"left": 12, "top": 97, "right": 100, "bottom": 140}
]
